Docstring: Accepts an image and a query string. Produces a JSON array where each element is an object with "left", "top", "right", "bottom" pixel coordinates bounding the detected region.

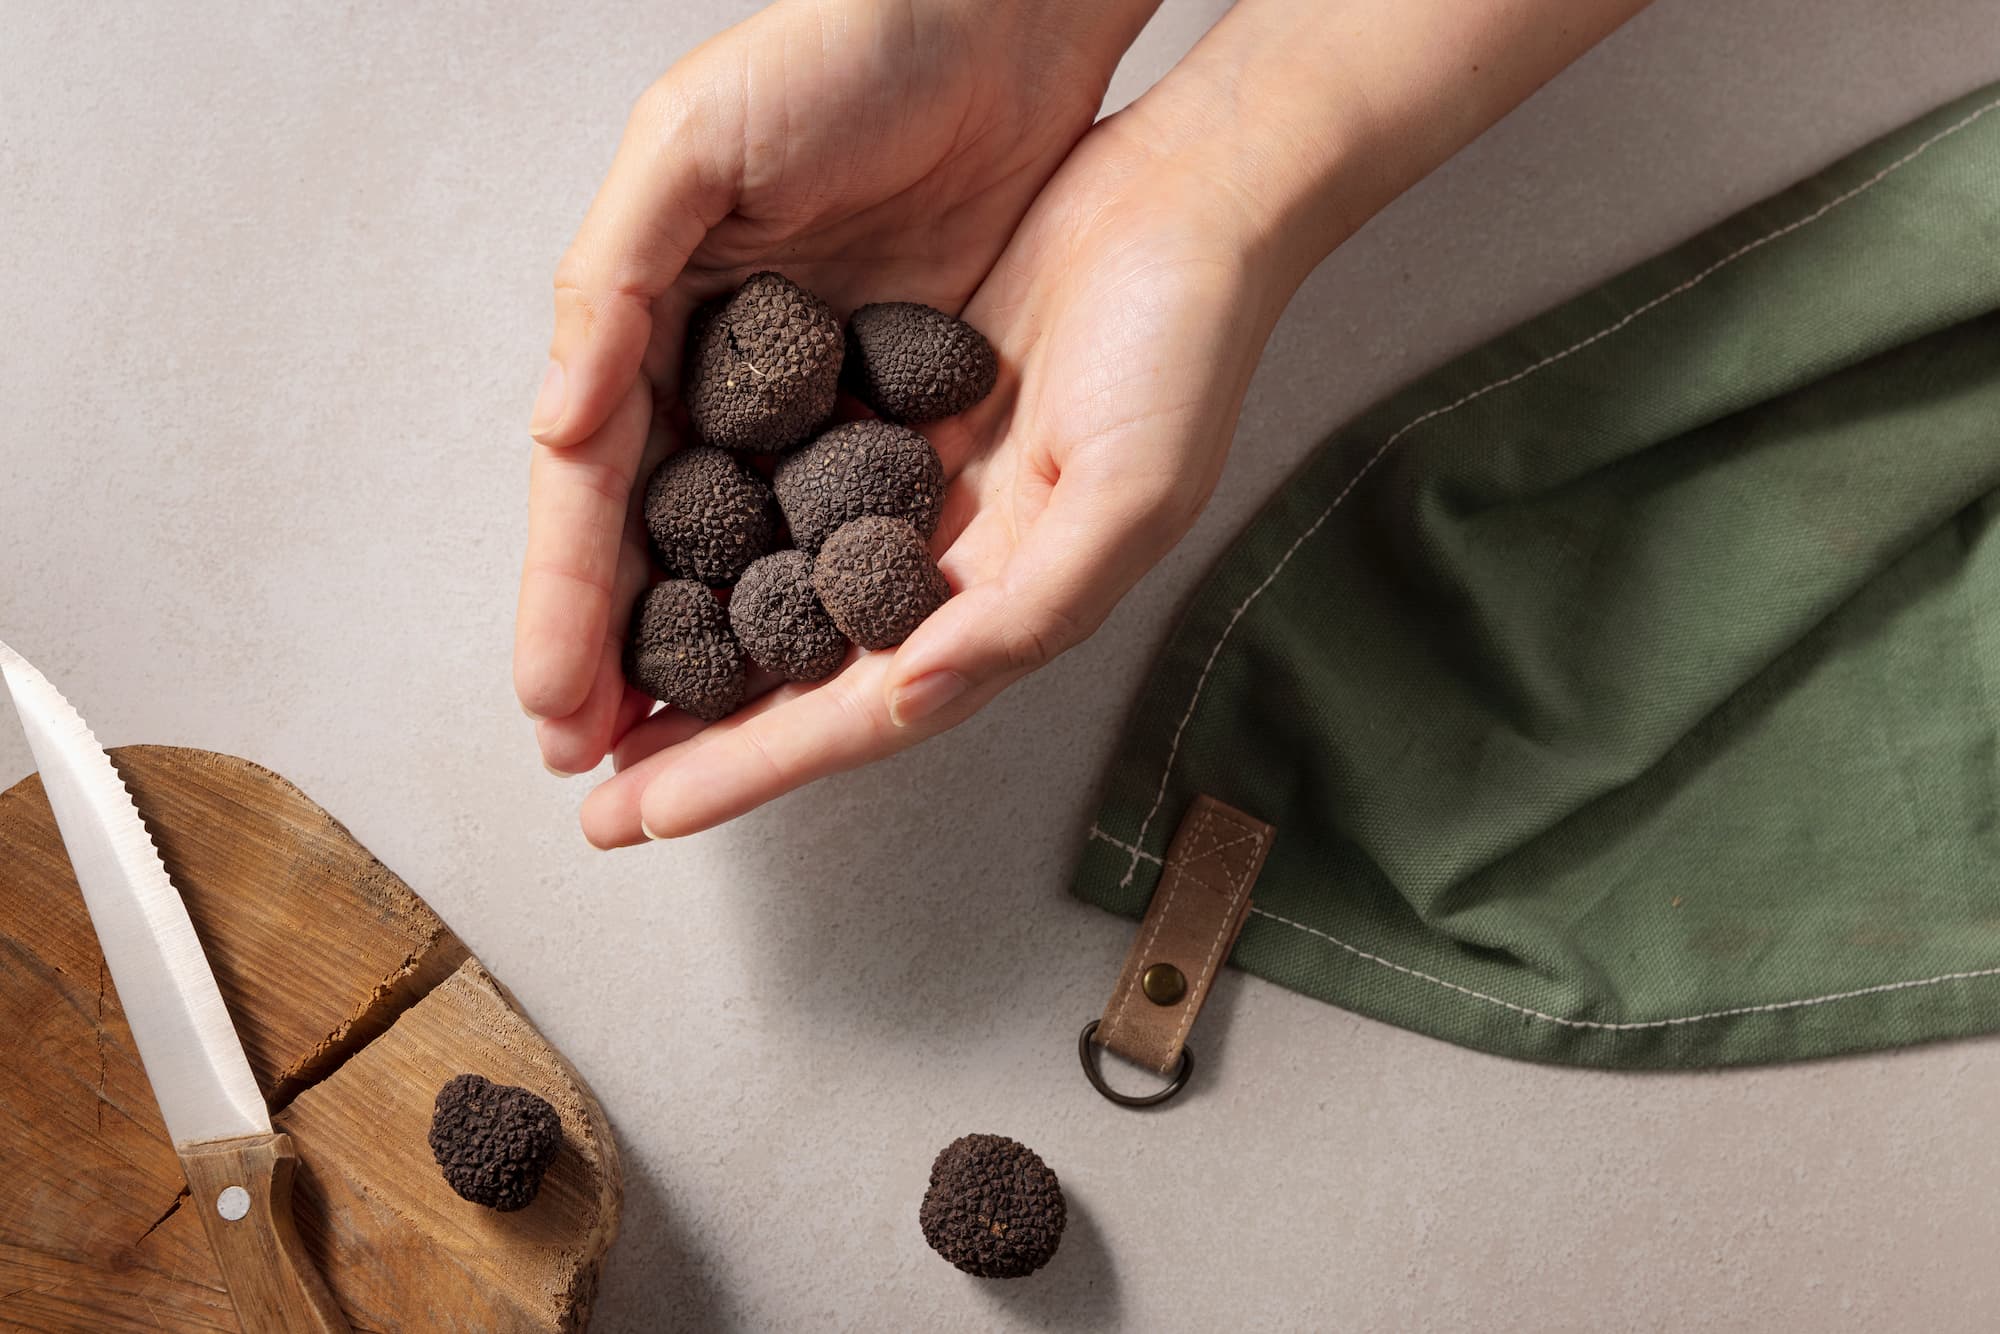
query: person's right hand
[{"left": 515, "top": 0, "right": 1159, "bottom": 778}]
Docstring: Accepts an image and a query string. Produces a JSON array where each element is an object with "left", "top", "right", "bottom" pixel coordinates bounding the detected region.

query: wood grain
[{"left": 0, "top": 747, "right": 621, "bottom": 1333}]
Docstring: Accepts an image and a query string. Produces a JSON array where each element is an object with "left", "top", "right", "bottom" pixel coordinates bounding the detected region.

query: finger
[
  {"left": 933, "top": 477, "right": 1045, "bottom": 588},
  {"left": 588, "top": 651, "right": 998, "bottom": 845},
  {"left": 662, "top": 656, "right": 963, "bottom": 840},
  {"left": 536, "top": 645, "right": 625, "bottom": 776},
  {"left": 608, "top": 686, "right": 656, "bottom": 752},
  {"left": 531, "top": 76, "right": 739, "bottom": 447},
  {"left": 582, "top": 676, "right": 823, "bottom": 847},
  {"left": 514, "top": 377, "right": 652, "bottom": 720},
  {"left": 885, "top": 469, "right": 1189, "bottom": 726},
  {"left": 604, "top": 656, "right": 798, "bottom": 774},
  {"left": 923, "top": 399, "right": 994, "bottom": 482},
  {"left": 536, "top": 537, "right": 652, "bottom": 774},
  {"left": 610, "top": 706, "right": 710, "bottom": 774},
  {"left": 930, "top": 470, "right": 986, "bottom": 560}
]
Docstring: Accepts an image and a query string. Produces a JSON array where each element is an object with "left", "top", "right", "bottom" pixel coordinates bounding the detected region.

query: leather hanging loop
[{"left": 1082, "top": 796, "right": 1274, "bottom": 1105}]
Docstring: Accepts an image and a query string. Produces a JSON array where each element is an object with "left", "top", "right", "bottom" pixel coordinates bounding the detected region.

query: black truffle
[
  {"left": 428, "top": 1074, "right": 562, "bottom": 1213},
  {"left": 730, "top": 550, "right": 849, "bottom": 683},
  {"left": 773, "top": 420, "right": 946, "bottom": 554},
  {"left": 643, "top": 446, "right": 780, "bottom": 587},
  {"left": 843, "top": 302, "right": 998, "bottom": 423},
  {"left": 684, "top": 272, "right": 842, "bottom": 453},
  {"left": 624, "top": 580, "right": 746, "bottom": 721},
  {"left": 919, "top": 1134, "right": 1065, "bottom": 1279},
  {"left": 811, "top": 516, "right": 950, "bottom": 651}
]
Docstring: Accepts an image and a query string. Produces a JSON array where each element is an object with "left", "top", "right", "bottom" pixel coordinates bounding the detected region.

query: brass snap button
[{"left": 1140, "top": 962, "right": 1187, "bottom": 1006}]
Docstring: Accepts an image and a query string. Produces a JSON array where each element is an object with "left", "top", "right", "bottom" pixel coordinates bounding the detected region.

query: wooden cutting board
[{"left": 0, "top": 747, "right": 621, "bottom": 1333}]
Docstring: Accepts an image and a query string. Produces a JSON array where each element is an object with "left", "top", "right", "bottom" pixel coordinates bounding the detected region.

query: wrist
[
  {"left": 1127, "top": 0, "right": 1654, "bottom": 288},
  {"left": 932, "top": 0, "right": 1163, "bottom": 83}
]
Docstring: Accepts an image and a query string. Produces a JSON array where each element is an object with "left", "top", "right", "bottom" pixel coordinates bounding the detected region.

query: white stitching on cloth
[
  {"left": 1095, "top": 830, "right": 2000, "bottom": 1031},
  {"left": 1090, "top": 825, "right": 1163, "bottom": 865},
  {"left": 1086, "top": 95, "right": 2000, "bottom": 1033},
  {"left": 1248, "top": 907, "right": 2000, "bottom": 1032},
  {"left": 1116, "top": 93, "right": 2000, "bottom": 891}
]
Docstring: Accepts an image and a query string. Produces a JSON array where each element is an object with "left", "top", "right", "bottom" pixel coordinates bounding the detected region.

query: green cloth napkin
[{"left": 1073, "top": 82, "right": 2000, "bottom": 1069}]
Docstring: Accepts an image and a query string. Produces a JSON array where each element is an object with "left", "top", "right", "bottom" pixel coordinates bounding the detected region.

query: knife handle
[{"left": 178, "top": 1132, "right": 352, "bottom": 1334}]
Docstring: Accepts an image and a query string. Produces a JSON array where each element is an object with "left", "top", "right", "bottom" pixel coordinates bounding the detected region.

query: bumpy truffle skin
[
  {"left": 428, "top": 1074, "right": 562, "bottom": 1213},
  {"left": 643, "top": 446, "right": 780, "bottom": 587},
  {"left": 730, "top": 550, "right": 849, "bottom": 682},
  {"left": 624, "top": 580, "right": 746, "bottom": 721},
  {"left": 843, "top": 302, "right": 998, "bottom": 424},
  {"left": 919, "top": 1134, "right": 1066, "bottom": 1279},
  {"left": 811, "top": 516, "right": 949, "bottom": 651},
  {"left": 773, "top": 420, "right": 945, "bottom": 553},
  {"left": 684, "top": 272, "right": 842, "bottom": 453}
]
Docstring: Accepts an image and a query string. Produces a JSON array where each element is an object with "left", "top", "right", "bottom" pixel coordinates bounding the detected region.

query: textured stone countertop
[{"left": 4, "top": 2, "right": 1998, "bottom": 1329}]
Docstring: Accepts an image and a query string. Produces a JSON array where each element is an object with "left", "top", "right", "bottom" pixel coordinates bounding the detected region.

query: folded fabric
[{"left": 1073, "top": 82, "right": 2000, "bottom": 1069}]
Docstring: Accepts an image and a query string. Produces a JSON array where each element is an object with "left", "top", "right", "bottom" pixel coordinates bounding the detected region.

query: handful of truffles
[{"left": 626, "top": 272, "right": 996, "bottom": 721}]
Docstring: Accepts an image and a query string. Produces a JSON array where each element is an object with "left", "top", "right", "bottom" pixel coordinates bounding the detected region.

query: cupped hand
[
  {"left": 515, "top": 0, "right": 1156, "bottom": 776},
  {"left": 575, "top": 100, "right": 1310, "bottom": 846},
  {"left": 523, "top": 0, "right": 1652, "bottom": 846}
]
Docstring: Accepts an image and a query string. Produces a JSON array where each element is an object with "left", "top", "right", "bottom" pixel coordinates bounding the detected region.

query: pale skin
[{"left": 516, "top": 0, "right": 1654, "bottom": 847}]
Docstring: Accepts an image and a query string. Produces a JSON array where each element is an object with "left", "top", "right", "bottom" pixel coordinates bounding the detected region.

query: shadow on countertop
[
  {"left": 586, "top": 1148, "right": 735, "bottom": 1334},
  {"left": 975, "top": 1192, "right": 1121, "bottom": 1331}
]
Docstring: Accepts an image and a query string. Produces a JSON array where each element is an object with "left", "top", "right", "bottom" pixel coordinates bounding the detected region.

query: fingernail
[
  {"left": 543, "top": 759, "right": 582, "bottom": 778},
  {"left": 529, "top": 360, "right": 566, "bottom": 435},
  {"left": 639, "top": 816, "right": 668, "bottom": 841},
  {"left": 523, "top": 702, "right": 544, "bottom": 722},
  {"left": 889, "top": 670, "right": 968, "bottom": 727}
]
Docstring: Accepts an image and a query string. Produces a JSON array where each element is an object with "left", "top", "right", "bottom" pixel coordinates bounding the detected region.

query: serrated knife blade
[{"left": 0, "top": 639, "right": 269, "bottom": 1147}]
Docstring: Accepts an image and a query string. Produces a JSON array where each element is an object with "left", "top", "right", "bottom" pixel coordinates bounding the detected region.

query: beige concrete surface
[{"left": 4, "top": 2, "right": 1999, "bottom": 1330}]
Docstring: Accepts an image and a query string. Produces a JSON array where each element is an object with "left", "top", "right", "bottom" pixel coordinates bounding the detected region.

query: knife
[{"left": 0, "top": 641, "right": 350, "bottom": 1334}]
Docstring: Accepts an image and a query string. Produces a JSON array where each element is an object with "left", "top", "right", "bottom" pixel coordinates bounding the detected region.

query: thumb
[
  {"left": 884, "top": 477, "right": 1182, "bottom": 727},
  {"left": 531, "top": 77, "right": 737, "bottom": 447}
]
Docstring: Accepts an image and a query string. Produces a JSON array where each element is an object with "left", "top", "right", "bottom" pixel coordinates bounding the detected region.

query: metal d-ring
[{"left": 1078, "top": 1019, "right": 1193, "bottom": 1108}]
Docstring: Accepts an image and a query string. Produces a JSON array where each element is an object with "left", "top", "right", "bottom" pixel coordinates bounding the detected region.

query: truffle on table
[
  {"left": 642, "top": 446, "right": 781, "bottom": 587},
  {"left": 843, "top": 301, "right": 998, "bottom": 424},
  {"left": 730, "top": 550, "right": 849, "bottom": 683},
  {"left": 919, "top": 1134, "right": 1066, "bottom": 1279},
  {"left": 810, "top": 516, "right": 950, "bottom": 651},
  {"left": 683, "top": 271, "right": 842, "bottom": 454},
  {"left": 773, "top": 420, "right": 946, "bottom": 554},
  {"left": 624, "top": 580, "right": 746, "bottom": 721},
  {"left": 428, "top": 1074, "right": 562, "bottom": 1213}
]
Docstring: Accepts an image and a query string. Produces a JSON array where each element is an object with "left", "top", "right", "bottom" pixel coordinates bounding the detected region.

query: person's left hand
[{"left": 579, "top": 108, "right": 1312, "bottom": 845}]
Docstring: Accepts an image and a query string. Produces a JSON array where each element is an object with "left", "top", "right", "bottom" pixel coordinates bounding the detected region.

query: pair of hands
[{"left": 515, "top": 0, "right": 1309, "bottom": 846}]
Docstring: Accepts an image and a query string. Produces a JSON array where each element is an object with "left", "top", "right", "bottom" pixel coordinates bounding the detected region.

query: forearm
[{"left": 1132, "top": 0, "right": 1655, "bottom": 285}]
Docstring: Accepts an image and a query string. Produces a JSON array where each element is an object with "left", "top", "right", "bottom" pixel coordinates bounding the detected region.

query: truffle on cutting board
[
  {"left": 918, "top": 1134, "right": 1066, "bottom": 1278},
  {"left": 642, "top": 446, "right": 781, "bottom": 587},
  {"left": 843, "top": 301, "right": 998, "bottom": 423},
  {"left": 730, "top": 550, "right": 849, "bottom": 683},
  {"left": 0, "top": 746, "right": 623, "bottom": 1330},
  {"left": 773, "top": 420, "right": 945, "bottom": 553},
  {"left": 810, "top": 515, "right": 950, "bottom": 651},
  {"left": 684, "top": 271, "right": 842, "bottom": 454},
  {"left": 428, "top": 1073, "right": 563, "bottom": 1213},
  {"left": 624, "top": 580, "right": 746, "bottom": 721}
]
